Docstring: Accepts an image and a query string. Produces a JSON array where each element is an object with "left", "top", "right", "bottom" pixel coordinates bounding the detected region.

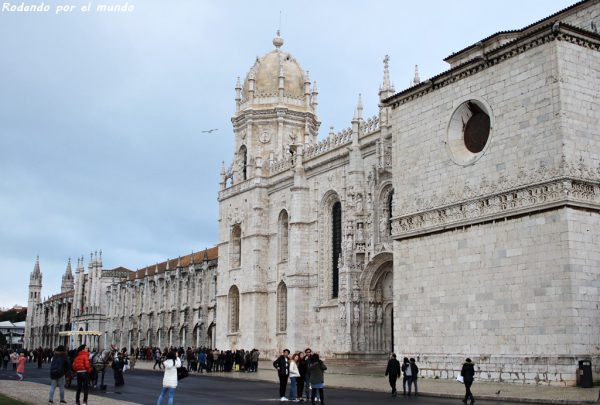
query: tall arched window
[
  {"left": 278, "top": 210, "right": 289, "bottom": 262},
  {"left": 238, "top": 145, "right": 248, "bottom": 181},
  {"left": 228, "top": 285, "right": 240, "bottom": 333},
  {"left": 332, "top": 201, "right": 342, "bottom": 298},
  {"left": 387, "top": 190, "right": 394, "bottom": 236},
  {"left": 277, "top": 282, "right": 287, "bottom": 332},
  {"left": 231, "top": 224, "right": 241, "bottom": 268}
]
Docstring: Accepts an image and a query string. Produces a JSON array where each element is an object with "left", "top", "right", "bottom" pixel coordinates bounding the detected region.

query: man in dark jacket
[
  {"left": 112, "top": 351, "right": 125, "bottom": 387},
  {"left": 273, "top": 348, "right": 290, "bottom": 400},
  {"left": 48, "top": 345, "right": 69, "bottom": 403},
  {"left": 461, "top": 358, "right": 475, "bottom": 404},
  {"left": 385, "top": 353, "right": 401, "bottom": 396},
  {"left": 410, "top": 358, "right": 419, "bottom": 395}
]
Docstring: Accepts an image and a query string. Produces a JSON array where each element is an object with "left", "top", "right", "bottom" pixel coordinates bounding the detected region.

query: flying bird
[{"left": 201, "top": 128, "right": 219, "bottom": 134}]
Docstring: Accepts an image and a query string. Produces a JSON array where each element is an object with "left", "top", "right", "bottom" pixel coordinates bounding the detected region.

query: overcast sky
[{"left": 0, "top": 0, "right": 576, "bottom": 308}]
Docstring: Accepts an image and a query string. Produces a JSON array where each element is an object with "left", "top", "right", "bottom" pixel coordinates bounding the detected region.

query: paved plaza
[{"left": 0, "top": 360, "right": 597, "bottom": 404}]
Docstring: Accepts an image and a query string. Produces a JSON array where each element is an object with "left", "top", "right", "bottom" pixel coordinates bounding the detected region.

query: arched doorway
[
  {"left": 207, "top": 322, "right": 215, "bottom": 349},
  {"left": 362, "top": 252, "right": 394, "bottom": 353}
]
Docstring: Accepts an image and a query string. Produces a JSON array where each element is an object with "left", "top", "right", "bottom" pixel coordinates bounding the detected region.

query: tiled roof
[
  {"left": 444, "top": 0, "right": 592, "bottom": 61},
  {"left": 47, "top": 290, "right": 74, "bottom": 302},
  {"left": 133, "top": 246, "right": 218, "bottom": 280}
]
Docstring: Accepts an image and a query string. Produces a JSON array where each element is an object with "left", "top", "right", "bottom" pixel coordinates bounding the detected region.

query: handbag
[
  {"left": 456, "top": 375, "right": 464, "bottom": 384},
  {"left": 177, "top": 366, "right": 189, "bottom": 381}
]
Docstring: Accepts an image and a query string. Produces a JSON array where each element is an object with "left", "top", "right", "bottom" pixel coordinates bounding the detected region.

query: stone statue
[
  {"left": 376, "top": 304, "right": 383, "bottom": 324},
  {"left": 353, "top": 303, "right": 360, "bottom": 326},
  {"left": 356, "top": 194, "right": 363, "bottom": 214},
  {"left": 356, "top": 222, "right": 364, "bottom": 242}
]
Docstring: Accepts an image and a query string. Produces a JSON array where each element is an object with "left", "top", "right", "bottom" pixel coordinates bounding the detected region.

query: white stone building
[
  {"left": 25, "top": 0, "right": 599, "bottom": 386},
  {"left": 216, "top": 0, "right": 600, "bottom": 385},
  {"left": 25, "top": 249, "right": 218, "bottom": 350}
]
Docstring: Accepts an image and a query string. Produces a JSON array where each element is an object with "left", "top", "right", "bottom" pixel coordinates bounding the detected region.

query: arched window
[
  {"left": 278, "top": 210, "right": 289, "bottom": 262},
  {"left": 228, "top": 285, "right": 240, "bottom": 333},
  {"left": 277, "top": 282, "right": 287, "bottom": 332},
  {"left": 387, "top": 190, "right": 394, "bottom": 236},
  {"left": 332, "top": 201, "right": 342, "bottom": 298},
  {"left": 231, "top": 224, "right": 241, "bottom": 268},
  {"left": 238, "top": 145, "right": 248, "bottom": 181}
]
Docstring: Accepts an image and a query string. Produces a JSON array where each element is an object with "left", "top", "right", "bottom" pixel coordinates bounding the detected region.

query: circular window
[{"left": 447, "top": 99, "right": 493, "bottom": 165}]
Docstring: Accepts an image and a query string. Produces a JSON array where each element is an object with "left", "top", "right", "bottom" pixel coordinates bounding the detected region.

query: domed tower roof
[{"left": 241, "top": 31, "right": 308, "bottom": 103}]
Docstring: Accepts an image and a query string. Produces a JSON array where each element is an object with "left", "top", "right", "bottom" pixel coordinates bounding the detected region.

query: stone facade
[
  {"left": 25, "top": 0, "right": 599, "bottom": 387},
  {"left": 25, "top": 249, "right": 218, "bottom": 351},
  {"left": 387, "top": 0, "right": 600, "bottom": 385},
  {"left": 216, "top": 32, "right": 396, "bottom": 360},
  {"left": 216, "top": 0, "right": 600, "bottom": 385}
]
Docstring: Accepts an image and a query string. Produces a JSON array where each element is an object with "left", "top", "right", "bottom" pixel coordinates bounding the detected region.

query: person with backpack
[
  {"left": 72, "top": 344, "right": 92, "bottom": 405},
  {"left": 48, "top": 345, "right": 69, "bottom": 403}
]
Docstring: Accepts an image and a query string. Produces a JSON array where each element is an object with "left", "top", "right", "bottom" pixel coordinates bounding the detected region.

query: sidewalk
[
  {"left": 1, "top": 360, "right": 596, "bottom": 405},
  {"left": 0, "top": 380, "right": 139, "bottom": 405},
  {"left": 136, "top": 359, "right": 599, "bottom": 404}
]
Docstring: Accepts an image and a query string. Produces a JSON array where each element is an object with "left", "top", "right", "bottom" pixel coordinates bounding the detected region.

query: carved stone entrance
[{"left": 362, "top": 252, "right": 393, "bottom": 354}]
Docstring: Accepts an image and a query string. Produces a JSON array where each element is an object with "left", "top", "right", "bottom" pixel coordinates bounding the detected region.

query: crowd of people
[{"left": 2, "top": 344, "right": 476, "bottom": 404}]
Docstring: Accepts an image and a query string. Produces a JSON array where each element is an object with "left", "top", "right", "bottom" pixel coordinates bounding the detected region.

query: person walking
[
  {"left": 410, "top": 358, "right": 419, "bottom": 396},
  {"left": 385, "top": 353, "right": 401, "bottom": 396},
  {"left": 461, "top": 358, "right": 475, "bottom": 404},
  {"left": 308, "top": 353, "right": 327, "bottom": 405},
  {"left": 72, "top": 344, "right": 93, "bottom": 405},
  {"left": 273, "top": 348, "right": 290, "bottom": 401},
  {"left": 112, "top": 352, "right": 125, "bottom": 387},
  {"left": 157, "top": 350, "right": 182, "bottom": 405},
  {"left": 153, "top": 348, "right": 163, "bottom": 370},
  {"left": 16, "top": 353, "right": 26, "bottom": 381},
  {"left": 48, "top": 345, "right": 69, "bottom": 404},
  {"left": 10, "top": 351, "right": 18, "bottom": 370},
  {"left": 288, "top": 352, "right": 301, "bottom": 401},
  {"left": 401, "top": 357, "right": 413, "bottom": 396}
]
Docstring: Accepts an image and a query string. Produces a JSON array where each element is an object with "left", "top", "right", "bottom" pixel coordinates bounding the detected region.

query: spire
[
  {"left": 353, "top": 93, "right": 363, "bottom": 120},
  {"left": 77, "top": 256, "right": 84, "bottom": 273},
  {"left": 311, "top": 81, "right": 318, "bottom": 109},
  {"left": 33, "top": 255, "right": 41, "bottom": 276},
  {"left": 61, "top": 258, "right": 74, "bottom": 293},
  {"left": 235, "top": 76, "right": 242, "bottom": 111},
  {"left": 66, "top": 258, "right": 72, "bottom": 276},
  {"left": 413, "top": 64, "right": 420, "bottom": 85},
  {"left": 98, "top": 249, "right": 103, "bottom": 268},
  {"left": 379, "top": 54, "right": 395, "bottom": 100}
]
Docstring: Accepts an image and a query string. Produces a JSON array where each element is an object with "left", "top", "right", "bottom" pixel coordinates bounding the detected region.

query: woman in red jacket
[
  {"left": 72, "top": 345, "right": 92, "bottom": 405},
  {"left": 16, "top": 353, "right": 26, "bottom": 381}
]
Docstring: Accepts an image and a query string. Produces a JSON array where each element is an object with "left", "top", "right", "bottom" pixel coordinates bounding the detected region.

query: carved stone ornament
[
  {"left": 392, "top": 157, "right": 600, "bottom": 240},
  {"left": 227, "top": 207, "right": 246, "bottom": 225},
  {"left": 259, "top": 131, "right": 271, "bottom": 144}
]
